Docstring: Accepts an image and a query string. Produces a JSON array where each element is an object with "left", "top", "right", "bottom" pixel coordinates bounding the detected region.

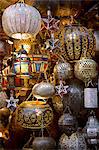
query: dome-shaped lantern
[
  {"left": 59, "top": 25, "right": 96, "bottom": 62},
  {"left": 2, "top": 0, "right": 41, "bottom": 39}
]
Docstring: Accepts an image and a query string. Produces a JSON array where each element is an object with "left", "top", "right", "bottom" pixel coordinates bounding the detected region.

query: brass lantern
[
  {"left": 59, "top": 130, "right": 87, "bottom": 150},
  {"left": 16, "top": 101, "right": 53, "bottom": 129},
  {"left": 74, "top": 57, "right": 98, "bottom": 86},
  {"left": 53, "top": 62, "right": 73, "bottom": 81},
  {"left": 59, "top": 25, "right": 96, "bottom": 62}
]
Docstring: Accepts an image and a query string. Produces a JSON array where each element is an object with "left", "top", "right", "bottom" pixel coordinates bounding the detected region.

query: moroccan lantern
[
  {"left": 74, "top": 57, "right": 98, "bottom": 86},
  {"left": 2, "top": 0, "right": 41, "bottom": 39},
  {"left": 84, "top": 112, "right": 99, "bottom": 145},
  {"left": 53, "top": 62, "right": 73, "bottom": 81},
  {"left": 52, "top": 95, "right": 63, "bottom": 113},
  {"left": 59, "top": 130, "right": 87, "bottom": 150},
  {"left": 32, "top": 137, "right": 56, "bottom": 150},
  {"left": 16, "top": 101, "right": 53, "bottom": 129},
  {"left": 0, "top": 91, "right": 7, "bottom": 109},
  {"left": 59, "top": 25, "right": 96, "bottom": 62},
  {"left": 32, "top": 81, "right": 55, "bottom": 99},
  {"left": 14, "top": 48, "right": 31, "bottom": 77},
  {"left": 58, "top": 107, "right": 77, "bottom": 136}
]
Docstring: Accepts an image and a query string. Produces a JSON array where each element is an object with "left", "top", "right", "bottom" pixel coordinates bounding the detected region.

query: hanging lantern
[
  {"left": 58, "top": 107, "right": 77, "bottom": 136},
  {"left": 32, "top": 81, "right": 55, "bottom": 99},
  {"left": 59, "top": 25, "right": 96, "bottom": 62},
  {"left": 84, "top": 112, "right": 99, "bottom": 145},
  {"left": 2, "top": 0, "right": 41, "bottom": 39},
  {"left": 30, "top": 54, "right": 49, "bottom": 73},
  {"left": 0, "top": 91, "right": 7, "bottom": 109},
  {"left": 84, "top": 88, "right": 98, "bottom": 108},
  {"left": 52, "top": 95, "right": 63, "bottom": 113},
  {"left": 74, "top": 57, "right": 98, "bottom": 86},
  {"left": 16, "top": 101, "right": 53, "bottom": 129},
  {"left": 53, "top": 62, "right": 73, "bottom": 81},
  {"left": 14, "top": 48, "right": 31, "bottom": 77},
  {"left": 59, "top": 130, "right": 87, "bottom": 150},
  {"left": 32, "top": 137, "right": 56, "bottom": 150}
]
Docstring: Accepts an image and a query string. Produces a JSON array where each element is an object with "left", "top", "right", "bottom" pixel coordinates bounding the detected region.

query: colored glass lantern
[
  {"left": 16, "top": 101, "right": 53, "bottom": 129},
  {"left": 30, "top": 54, "right": 49, "bottom": 73},
  {"left": 2, "top": 0, "right": 41, "bottom": 39},
  {"left": 14, "top": 48, "right": 31, "bottom": 77},
  {"left": 59, "top": 25, "right": 96, "bottom": 62}
]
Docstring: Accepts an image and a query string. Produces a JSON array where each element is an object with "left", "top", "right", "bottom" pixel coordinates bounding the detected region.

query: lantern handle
[{"left": 18, "top": 0, "right": 24, "bottom": 3}]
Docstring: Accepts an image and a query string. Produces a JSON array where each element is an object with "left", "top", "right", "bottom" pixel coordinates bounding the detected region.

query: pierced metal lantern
[
  {"left": 84, "top": 113, "right": 99, "bottom": 145},
  {"left": 32, "top": 137, "right": 56, "bottom": 150},
  {"left": 32, "top": 82, "right": 55, "bottom": 99},
  {"left": 74, "top": 58, "right": 98, "bottom": 85},
  {"left": 52, "top": 95, "right": 63, "bottom": 113},
  {"left": 59, "top": 131, "right": 87, "bottom": 150},
  {"left": 16, "top": 101, "right": 53, "bottom": 129},
  {"left": 2, "top": 1, "right": 41, "bottom": 39},
  {"left": 53, "top": 62, "right": 73, "bottom": 81},
  {"left": 58, "top": 109, "right": 77, "bottom": 136},
  {"left": 14, "top": 49, "right": 31, "bottom": 77},
  {"left": 59, "top": 25, "right": 96, "bottom": 62}
]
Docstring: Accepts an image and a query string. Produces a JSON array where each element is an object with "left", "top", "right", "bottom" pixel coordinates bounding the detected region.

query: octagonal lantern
[
  {"left": 2, "top": 1, "right": 41, "bottom": 39},
  {"left": 59, "top": 25, "right": 96, "bottom": 62}
]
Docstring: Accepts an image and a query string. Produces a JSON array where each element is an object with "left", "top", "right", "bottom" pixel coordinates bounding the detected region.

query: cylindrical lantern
[
  {"left": 32, "top": 81, "right": 55, "bottom": 99},
  {"left": 84, "top": 88, "right": 98, "bottom": 108},
  {"left": 2, "top": 1, "right": 41, "bottom": 39},
  {"left": 53, "top": 62, "right": 73, "bottom": 81},
  {"left": 14, "top": 48, "right": 31, "bottom": 77},
  {"left": 16, "top": 101, "right": 53, "bottom": 129},
  {"left": 59, "top": 25, "right": 96, "bottom": 62},
  {"left": 74, "top": 57, "right": 98, "bottom": 85},
  {"left": 84, "top": 113, "right": 99, "bottom": 145}
]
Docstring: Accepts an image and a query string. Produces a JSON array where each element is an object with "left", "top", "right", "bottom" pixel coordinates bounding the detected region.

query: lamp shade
[
  {"left": 2, "top": 2, "right": 41, "bottom": 39},
  {"left": 59, "top": 25, "right": 96, "bottom": 62}
]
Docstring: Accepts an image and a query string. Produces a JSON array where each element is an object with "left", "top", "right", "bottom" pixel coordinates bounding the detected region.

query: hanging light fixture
[{"left": 2, "top": 0, "right": 41, "bottom": 39}]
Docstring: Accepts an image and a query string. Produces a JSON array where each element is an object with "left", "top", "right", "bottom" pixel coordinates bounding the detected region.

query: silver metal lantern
[{"left": 2, "top": 0, "right": 41, "bottom": 39}]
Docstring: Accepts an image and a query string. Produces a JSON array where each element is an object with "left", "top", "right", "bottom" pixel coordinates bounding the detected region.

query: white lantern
[{"left": 2, "top": 1, "right": 41, "bottom": 39}]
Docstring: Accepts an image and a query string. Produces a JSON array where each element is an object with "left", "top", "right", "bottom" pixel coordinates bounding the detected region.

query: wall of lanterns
[{"left": 0, "top": 0, "right": 98, "bottom": 149}]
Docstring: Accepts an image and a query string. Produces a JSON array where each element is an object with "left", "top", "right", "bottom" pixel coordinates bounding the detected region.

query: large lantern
[
  {"left": 74, "top": 57, "right": 98, "bottom": 86},
  {"left": 2, "top": 0, "right": 41, "bottom": 39},
  {"left": 15, "top": 101, "right": 53, "bottom": 129},
  {"left": 59, "top": 25, "right": 96, "bottom": 62}
]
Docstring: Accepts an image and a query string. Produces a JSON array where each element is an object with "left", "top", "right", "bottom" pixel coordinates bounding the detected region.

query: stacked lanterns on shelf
[{"left": 0, "top": 0, "right": 98, "bottom": 149}]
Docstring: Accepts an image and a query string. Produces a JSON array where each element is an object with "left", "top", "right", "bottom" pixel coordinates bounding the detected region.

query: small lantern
[
  {"left": 14, "top": 47, "right": 31, "bottom": 77},
  {"left": 84, "top": 112, "right": 99, "bottom": 145}
]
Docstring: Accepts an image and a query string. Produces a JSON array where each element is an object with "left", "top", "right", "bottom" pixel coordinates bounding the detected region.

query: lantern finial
[{"left": 18, "top": 0, "right": 24, "bottom": 3}]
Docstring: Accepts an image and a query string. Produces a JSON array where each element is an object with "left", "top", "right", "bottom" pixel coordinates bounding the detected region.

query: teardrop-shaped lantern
[
  {"left": 59, "top": 25, "right": 96, "bottom": 62},
  {"left": 32, "top": 82, "right": 55, "bottom": 99},
  {"left": 2, "top": 1, "right": 41, "bottom": 39},
  {"left": 53, "top": 62, "right": 73, "bottom": 81},
  {"left": 16, "top": 101, "right": 53, "bottom": 129},
  {"left": 74, "top": 57, "right": 98, "bottom": 85}
]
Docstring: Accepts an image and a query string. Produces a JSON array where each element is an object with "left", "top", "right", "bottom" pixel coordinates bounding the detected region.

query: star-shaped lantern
[
  {"left": 6, "top": 91, "right": 19, "bottom": 111},
  {"left": 41, "top": 10, "right": 60, "bottom": 32},
  {"left": 55, "top": 80, "right": 69, "bottom": 98}
]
